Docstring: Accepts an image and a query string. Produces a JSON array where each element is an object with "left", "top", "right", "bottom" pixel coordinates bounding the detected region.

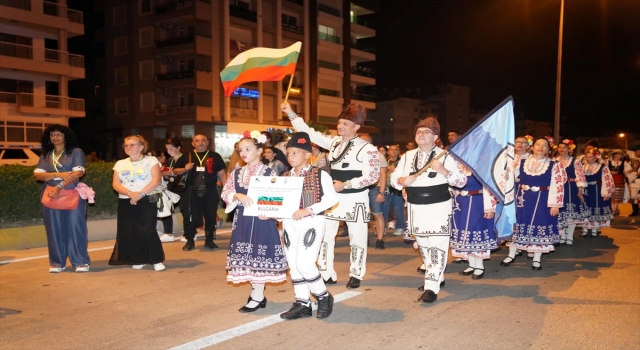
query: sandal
[
  {"left": 472, "top": 268, "right": 485, "bottom": 279},
  {"left": 532, "top": 261, "right": 542, "bottom": 271},
  {"left": 459, "top": 267, "right": 475, "bottom": 276}
]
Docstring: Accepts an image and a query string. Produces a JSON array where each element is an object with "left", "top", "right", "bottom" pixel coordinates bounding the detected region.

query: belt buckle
[
  {"left": 521, "top": 185, "right": 530, "bottom": 191},
  {"left": 460, "top": 190, "right": 469, "bottom": 196},
  {"left": 531, "top": 186, "right": 540, "bottom": 192}
]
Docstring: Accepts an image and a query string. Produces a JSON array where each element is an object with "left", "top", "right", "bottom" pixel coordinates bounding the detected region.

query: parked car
[{"left": 0, "top": 147, "right": 42, "bottom": 166}]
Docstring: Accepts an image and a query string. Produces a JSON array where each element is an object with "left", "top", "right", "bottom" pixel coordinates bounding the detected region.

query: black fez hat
[{"left": 286, "top": 132, "right": 312, "bottom": 152}]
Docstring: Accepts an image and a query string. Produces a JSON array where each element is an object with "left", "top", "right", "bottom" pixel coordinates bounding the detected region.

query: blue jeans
[{"left": 382, "top": 193, "right": 405, "bottom": 230}]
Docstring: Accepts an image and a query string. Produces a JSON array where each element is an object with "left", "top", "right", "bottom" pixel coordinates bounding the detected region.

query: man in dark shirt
[{"left": 181, "top": 134, "right": 227, "bottom": 251}]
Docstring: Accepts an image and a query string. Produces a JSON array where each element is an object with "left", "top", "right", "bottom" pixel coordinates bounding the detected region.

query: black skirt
[{"left": 109, "top": 197, "right": 165, "bottom": 265}]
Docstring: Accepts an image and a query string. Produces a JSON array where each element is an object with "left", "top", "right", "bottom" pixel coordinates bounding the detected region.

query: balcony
[
  {"left": 43, "top": 1, "right": 83, "bottom": 23},
  {"left": 352, "top": 42, "right": 376, "bottom": 54},
  {"left": 318, "top": 4, "right": 340, "bottom": 17},
  {"left": 318, "top": 60, "right": 340, "bottom": 71},
  {"left": 155, "top": 35, "right": 195, "bottom": 48},
  {"left": 351, "top": 66, "right": 375, "bottom": 78},
  {"left": 282, "top": 22, "right": 303, "bottom": 35},
  {"left": 155, "top": 0, "right": 195, "bottom": 14},
  {"left": 156, "top": 70, "right": 195, "bottom": 81},
  {"left": 319, "top": 88, "right": 340, "bottom": 97},
  {"left": 351, "top": 16, "right": 375, "bottom": 29},
  {"left": 230, "top": 4, "right": 257, "bottom": 22},
  {"left": 352, "top": 93, "right": 375, "bottom": 102},
  {"left": 156, "top": 70, "right": 212, "bottom": 90},
  {"left": 319, "top": 33, "right": 341, "bottom": 44},
  {"left": 0, "top": 0, "right": 84, "bottom": 36},
  {"left": 0, "top": 41, "right": 84, "bottom": 78},
  {"left": 155, "top": 104, "right": 214, "bottom": 121},
  {"left": 9, "top": 92, "right": 85, "bottom": 117}
]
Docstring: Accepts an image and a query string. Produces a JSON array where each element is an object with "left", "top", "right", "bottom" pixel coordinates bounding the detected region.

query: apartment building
[
  {"left": 0, "top": 0, "right": 85, "bottom": 147},
  {"left": 98, "top": 0, "right": 377, "bottom": 159},
  {"left": 371, "top": 97, "right": 427, "bottom": 147}
]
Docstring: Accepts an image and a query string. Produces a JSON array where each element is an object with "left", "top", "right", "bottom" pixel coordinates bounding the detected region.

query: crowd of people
[{"left": 33, "top": 108, "right": 639, "bottom": 318}]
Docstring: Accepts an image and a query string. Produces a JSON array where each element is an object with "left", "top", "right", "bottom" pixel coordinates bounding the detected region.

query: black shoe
[
  {"left": 203, "top": 240, "right": 219, "bottom": 250},
  {"left": 418, "top": 281, "right": 444, "bottom": 291},
  {"left": 500, "top": 256, "right": 516, "bottom": 266},
  {"left": 346, "top": 277, "right": 361, "bottom": 289},
  {"left": 417, "top": 266, "right": 426, "bottom": 273},
  {"left": 516, "top": 250, "right": 524, "bottom": 257},
  {"left": 418, "top": 289, "right": 437, "bottom": 303},
  {"left": 279, "top": 302, "right": 312, "bottom": 320},
  {"left": 324, "top": 277, "right": 337, "bottom": 284},
  {"left": 375, "top": 239, "right": 385, "bottom": 250},
  {"left": 472, "top": 269, "right": 485, "bottom": 279},
  {"left": 459, "top": 268, "right": 475, "bottom": 276},
  {"left": 532, "top": 261, "right": 542, "bottom": 271},
  {"left": 239, "top": 297, "right": 267, "bottom": 313},
  {"left": 182, "top": 240, "right": 195, "bottom": 251},
  {"left": 316, "top": 293, "right": 334, "bottom": 319}
]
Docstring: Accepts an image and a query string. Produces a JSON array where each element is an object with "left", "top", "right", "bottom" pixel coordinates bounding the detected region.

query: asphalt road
[{"left": 1, "top": 212, "right": 639, "bottom": 350}]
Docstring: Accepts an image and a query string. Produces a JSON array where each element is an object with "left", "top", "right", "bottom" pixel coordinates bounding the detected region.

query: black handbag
[{"left": 168, "top": 153, "right": 190, "bottom": 192}]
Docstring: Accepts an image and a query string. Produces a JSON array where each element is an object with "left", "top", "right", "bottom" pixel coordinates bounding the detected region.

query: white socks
[
  {"left": 246, "top": 283, "right": 265, "bottom": 308},
  {"left": 473, "top": 258, "right": 484, "bottom": 275},
  {"left": 462, "top": 258, "right": 475, "bottom": 273},
  {"left": 566, "top": 224, "right": 576, "bottom": 244}
]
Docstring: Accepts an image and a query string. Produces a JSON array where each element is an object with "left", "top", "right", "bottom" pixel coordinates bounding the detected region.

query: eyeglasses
[
  {"left": 123, "top": 144, "right": 141, "bottom": 149},
  {"left": 50, "top": 132, "right": 63, "bottom": 137},
  {"left": 416, "top": 130, "right": 434, "bottom": 136}
]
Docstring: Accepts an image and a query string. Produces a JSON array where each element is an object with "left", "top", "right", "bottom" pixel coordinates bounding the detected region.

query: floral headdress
[
  {"left": 587, "top": 147, "right": 602, "bottom": 159},
  {"left": 243, "top": 130, "right": 268, "bottom": 144},
  {"left": 524, "top": 135, "right": 534, "bottom": 146},
  {"left": 544, "top": 136, "right": 555, "bottom": 149},
  {"left": 561, "top": 139, "right": 576, "bottom": 150}
]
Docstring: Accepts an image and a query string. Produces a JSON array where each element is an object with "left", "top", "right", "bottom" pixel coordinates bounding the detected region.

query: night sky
[{"left": 375, "top": 0, "right": 640, "bottom": 138}]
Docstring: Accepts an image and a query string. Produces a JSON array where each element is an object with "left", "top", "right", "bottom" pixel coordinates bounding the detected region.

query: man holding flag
[{"left": 390, "top": 117, "right": 467, "bottom": 303}]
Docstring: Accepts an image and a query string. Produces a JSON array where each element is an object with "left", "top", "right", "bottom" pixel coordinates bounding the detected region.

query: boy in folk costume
[
  {"left": 281, "top": 102, "right": 380, "bottom": 289},
  {"left": 390, "top": 118, "right": 467, "bottom": 303},
  {"left": 275, "top": 132, "right": 339, "bottom": 320}
]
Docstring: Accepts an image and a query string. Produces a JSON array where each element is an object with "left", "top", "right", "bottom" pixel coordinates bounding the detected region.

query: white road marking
[
  {"left": 168, "top": 291, "right": 362, "bottom": 350},
  {"left": 0, "top": 229, "right": 232, "bottom": 265}
]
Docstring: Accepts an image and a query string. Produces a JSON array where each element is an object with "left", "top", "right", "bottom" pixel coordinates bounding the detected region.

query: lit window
[{"left": 182, "top": 125, "right": 195, "bottom": 138}]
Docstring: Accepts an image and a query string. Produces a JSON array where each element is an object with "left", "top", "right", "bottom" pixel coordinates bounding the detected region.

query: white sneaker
[
  {"left": 393, "top": 228, "right": 404, "bottom": 236},
  {"left": 49, "top": 266, "right": 66, "bottom": 273},
  {"left": 388, "top": 220, "right": 396, "bottom": 229},
  {"left": 75, "top": 264, "right": 90, "bottom": 272},
  {"left": 159, "top": 234, "right": 175, "bottom": 243},
  {"left": 132, "top": 265, "right": 144, "bottom": 269},
  {"left": 154, "top": 263, "right": 166, "bottom": 272}
]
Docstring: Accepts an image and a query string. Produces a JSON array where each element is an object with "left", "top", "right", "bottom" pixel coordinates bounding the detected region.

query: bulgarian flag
[{"left": 220, "top": 41, "right": 302, "bottom": 97}]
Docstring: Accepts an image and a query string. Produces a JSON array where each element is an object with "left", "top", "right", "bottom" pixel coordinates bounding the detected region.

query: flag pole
[
  {"left": 284, "top": 74, "right": 294, "bottom": 103},
  {"left": 405, "top": 151, "right": 448, "bottom": 187}
]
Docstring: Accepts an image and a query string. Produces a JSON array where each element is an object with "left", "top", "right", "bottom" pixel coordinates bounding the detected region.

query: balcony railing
[
  {"left": 282, "top": 23, "right": 303, "bottom": 35},
  {"left": 156, "top": 70, "right": 196, "bottom": 81},
  {"left": 318, "top": 32, "right": 340, "bottom": 44},
  {"left": 0, "top": 92, "right": 17, "bottom": 104},
  {"left": 352, "top": 42, "right": 376, "bottom": 54},
  {"left": 230, "top": 5, "right": 257, "bottom": 22},
  {"left": 352, "top": 93, "right": 375, "bottom": 102},
  {"left": 16, "top": 93, "right": 84, "bottom": 111},
  {"left": 0, "top": 42, "right": 84, "bottom": 67},
  {"left": 351, "top": 66, "right": 375, "bottom": 78},
  {"left": 351, "top": 16, "right": 375, "bottom": 29},
  {"left": 43, "top": 1, "right": 83, "bottom": 23},
  {"left": 155, "top": 0, "right": 195, "bottom": 14},
  {"left": 318, "top": 60, "right": 340, "bottom": 71},
  {"left": 155, "top": 35, "right": 195, "bottom": 48},
  {"left": 0, "top": 0, "right": 30, "bottom": 10},
  {"left": 319, "top": 88, "right": 340, "bottom": 97},
  {"left": 318, "top": 4, "right": 340, "bottom": 17},
  {"left": 155, "top": 104, "right": 197, "bottom": 116}
]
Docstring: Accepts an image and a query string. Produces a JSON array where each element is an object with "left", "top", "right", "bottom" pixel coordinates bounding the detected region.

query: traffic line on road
[
  {"left": 168, "top": 291, "right": 362, "bottom": 350},
  {"left": 0, "top": 228, "right": 233, "bottom": 265}
]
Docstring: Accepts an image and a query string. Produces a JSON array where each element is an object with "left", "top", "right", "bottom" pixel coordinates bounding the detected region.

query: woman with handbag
[
  {"left": 158, "top": 137, "right": 189, "bottom": 242},
  {"left": 109, "top": 135, "right": 165, "bottom": 271},
  {"left": 34, "top": 125, "right": 90, "bottom": 273}
]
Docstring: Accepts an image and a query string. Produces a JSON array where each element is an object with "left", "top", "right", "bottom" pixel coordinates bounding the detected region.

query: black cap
[{"left": 286, "top": 132, "right": 312, "bottom": 152}]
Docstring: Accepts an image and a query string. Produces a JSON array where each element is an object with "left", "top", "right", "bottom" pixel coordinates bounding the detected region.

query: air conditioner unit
[
  {"left": 162, "top": 55, "right": 173, "bottom": 63},
  {"left": 161, "top": 21, "right": 174, "bottom": 30},
  {"left": 164, "top": 88, "right": 174, "bottom": 96}
]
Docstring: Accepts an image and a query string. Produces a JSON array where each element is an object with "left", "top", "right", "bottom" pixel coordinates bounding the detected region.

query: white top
[
  {"left": 113, "top": 156, "right": 161, "bottom": 198},
  {"left": 390, "top": 147, "right": 467, "bottom": 191}
]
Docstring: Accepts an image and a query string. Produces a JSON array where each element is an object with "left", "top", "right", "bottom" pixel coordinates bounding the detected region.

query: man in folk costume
[
  {"left": 281, "top": 102, "right": 380, "bottom": 289},
  {"left": 276, "top": 132, "right": 339, "bottom": 320},
  {"left": 390, "top": 117, "right": 467, "bottom": 303}
]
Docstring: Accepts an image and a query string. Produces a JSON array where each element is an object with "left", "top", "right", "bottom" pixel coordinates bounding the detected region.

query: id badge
[
  {"left": 196, "top": 166, "right": 205, "bottom": 172},
  {"left": 169, "top": 177, "right": 174, "bottom": 182}
]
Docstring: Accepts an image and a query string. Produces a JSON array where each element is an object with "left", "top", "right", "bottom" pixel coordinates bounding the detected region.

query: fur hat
[
  {"left": 414, "top": 117, "right": 440, "bottom": 136},
  {"left": 338, "top": 103, "right": 367, "bottom": 126},
  {"left": 286, "top": 132, "right": 312, "bottom": 152}
]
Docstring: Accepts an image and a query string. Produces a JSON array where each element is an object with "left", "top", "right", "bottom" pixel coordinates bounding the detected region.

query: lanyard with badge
[
  {"left": 194, "top": 150, "right": 209, "bottom": 172},
  {"left": 52, "top": 149, "right": 64, "bottom": 173}
]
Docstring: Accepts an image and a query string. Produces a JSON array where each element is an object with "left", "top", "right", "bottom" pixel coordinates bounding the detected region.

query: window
[
  {"left": 181, "top": 125, "right": 195, "bottom": 138},
  {"left": 113, "top": 5, "right": 127, "bottom": 25},
  {"left": 139, "top": 0, "right": 151, "bottom": 14},
  {"left": 115, "top": 97, "right": 128, "bottom": 115},
  {"left": 140, "top": 92, "right": 154, "bottom": 112},
  {"left": 139, "top": 60, "right": 153, "bottom": 80},
  {"left": 282, "top": 13, "right": 297, "bottom": 26},
  {"left": 139, "top": 27, "right": 153, "bottom": 48},
  {"left": 114, "top": 36, "right": 127, "bottom": 56},
  {"left": 154, "top": 128, "right": 167, "bottom": 139},
  {"left": 115, "top": 67, "right": 128, "bottom": 85}
]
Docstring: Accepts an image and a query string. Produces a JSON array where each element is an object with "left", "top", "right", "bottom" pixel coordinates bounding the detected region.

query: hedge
[{"left": 0, "top": 163, "right": 119, "bottom": 228}]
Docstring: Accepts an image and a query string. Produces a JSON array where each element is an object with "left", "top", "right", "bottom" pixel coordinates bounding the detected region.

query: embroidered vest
[{"left": 299, "top": 167, "right": 325, "bottom": 215}]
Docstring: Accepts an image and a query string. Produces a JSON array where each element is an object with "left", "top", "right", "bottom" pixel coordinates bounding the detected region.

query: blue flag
[{"left": 447, "top": 96, "right": 516, "bottom": 240}]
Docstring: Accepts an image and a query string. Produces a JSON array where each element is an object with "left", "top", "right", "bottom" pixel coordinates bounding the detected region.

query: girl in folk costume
[
  {"left": 581, "top": 148, "right": 615, "bottom": 236},
  {"left": 221, "top": 131, "right": 288, "bottom": 312},
  {"left": 606, "top": 150, "right": 627, "bottom": 216},
  {"left": 449, "top": 166, "right": 498, "bottom": 280},
  {"left": 554, "top": 139, "right": 588, "bottom": 246},
  {"left": 501, "top": 137, "right": 567, "bottom": 271},
  {"left": 515, "top": 135, "right": 533, "bottom": 160}
]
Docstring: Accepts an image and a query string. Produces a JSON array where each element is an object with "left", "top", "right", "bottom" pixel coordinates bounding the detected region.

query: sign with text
[{"left": 244, "top": 176, "right": 303, "bottom": 218}]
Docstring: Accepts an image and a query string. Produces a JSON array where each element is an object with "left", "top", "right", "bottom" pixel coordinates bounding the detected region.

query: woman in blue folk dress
[
  {"left": 501, "top": 137, "right": 566, "bottom": 270},
  {"left": 581, "top": 148, "right": 615, "bottom": 237},
  {"left": 450, "top": 170, "right": 497, "bottom": 280},
  {"left": 34, "top": 125, "right": 90, "bottom": 273},
  {"left": 554, "top": 139, "right": 588, "bottom": 245},
  {"left": 221, "top": 132, "right": 288, "bottom": 313}
]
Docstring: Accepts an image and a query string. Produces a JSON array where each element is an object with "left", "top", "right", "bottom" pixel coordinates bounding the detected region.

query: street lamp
[{"left": 619, "top": 133, "right": 627, "bottom": 150}]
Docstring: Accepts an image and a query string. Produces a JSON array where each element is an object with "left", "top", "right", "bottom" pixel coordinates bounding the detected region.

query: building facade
[
  {"left": 0, "top": 0, "right": 85, "bottom": 148},
  {"left": 96, "top": 0, "right": 377, "bottom": 160},
  {"left": 370, "top": 97, "right": 426, "bottom": 147}
]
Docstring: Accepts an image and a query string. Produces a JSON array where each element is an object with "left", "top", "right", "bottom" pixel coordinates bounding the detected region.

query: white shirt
[{"left": 113, "top": 156, "right": 161, "bottom": 198}]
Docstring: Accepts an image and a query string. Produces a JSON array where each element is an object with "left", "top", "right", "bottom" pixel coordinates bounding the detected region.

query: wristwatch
[{"left": 57, "top": 183, "right": 64, "bottom": 189}]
